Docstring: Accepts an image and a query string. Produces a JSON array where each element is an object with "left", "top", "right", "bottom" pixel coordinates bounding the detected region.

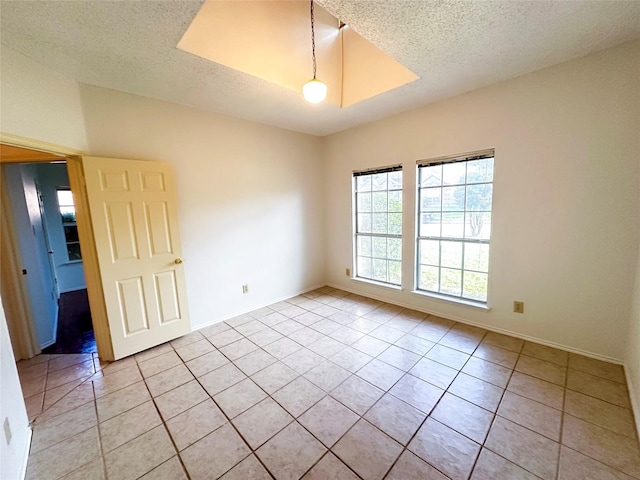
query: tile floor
[{"left": 18, "top": 287, "right": 640, "bottom": 480}]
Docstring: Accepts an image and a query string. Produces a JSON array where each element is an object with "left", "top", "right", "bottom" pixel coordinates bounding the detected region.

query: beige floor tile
[
  {"left": 331, "top": 374, "right": 385, "bottom": 415},
  {"left": 281, "top": 347, "right": 324, "bottom": 374},
  {"left": 294, "top": 311, "right": 325, "bottom": 326},
  {"left": 207, "top": 328, "right": 243, "bottom": 348},
  {"left": 214, "top": 377, "right": 267, "bottom": 418},
  {"left": 521, "top": 342, "right": 569, "bottom": 366},
  {"left": 481, "top": 332, "right": 524, "bottom": 353},
  {"left": 96, "top": 381, "right": 150, "bottom": 422},
  {"left": 515, "top": 355, "right": 567, "bottom": 385},
  {"left": 330, "top": 347, "right": 373, "bottom": 373},
  {"left": 351, "top": 335, "right": 391, "bottom": 357},
  {"left": 139, "top": 456, "right": 187, "bottom": 480},
  {"left": 410, "top": 321, "right": 449, "bottom": 343},
  {"left": 272, "top": 376, "right": 325, "bottom": 417},
  {"left": 307, "top": 336, "right": 348, "bottom": 358},
  {"left": 137, "top": 351, "right": 183, "bottom": 378},
  {"left": 99, "top": 357, "right": 136, "bottom": 377},
  {"left": 567, "top": 369, "right": 631, "bottom": 408},
  {"left": 24, "top": 392, "right": 44, "bottom": 421},
  {"left": 507, "top": 371, "right": 565, "bottom": 409},
  {"left": 174, "top": 338, "right": 215, "bottom": 363},
  {"left": 247, "top": 327, "right": 284, "bottom": 347},
  {"left": 409, "top": 357, "right": 459, "bottom": 389},
  {"left": 234, "top": 349, "right": 278, "bottom": 376},
  {"left": 389, "top": 373, "right": 444, "bottom": 414},
  {"left": 497, "top": 391, "right": 562, "bottom": 441},
  {"left": 166, "top": 399, "right": 227, "bottom": 451},
  {"left": 349, "top": 317, "right": 383, "bottom": 335},
  {"left": 425, "top": 344, "right": 471, "bottom": 370},
  {"left": 38, "top": 382, "right": 94, "bottom": 422},
  {"left": 260, "top": 312, "right": 290, "bottom": 327},
  {"left": 299, "top": 396, "right": 359, "bottom": 447},
  {"left": 232, "top": 397, "right": 294, "bottom": 449},
  {"left": 568, "top": 353, "right": 626, "bottom": 384},
  {"left": 438, "top": 331, "right": 482, "bottom": 354},
  {"left": 356, "top": 358, "right": 404, "bottom": 391},
  {"left": 91, "top": 365, "right": 142, "bottom": 398},
  {"left": 252, "top": 361, "right": 299, "bottom": 393},
  {"left": 432, "top": 392, "right": 494, "bottom": 444},
  {"left": 181, "top": 423, "right": 250, "bottom": 480},
  {"left": 135, "top": 343, "right": 173, "bottom": 363},
  {"left": 145, "top": 363, "right": 194, "bottom": 397},
  {"left": 485, "top": 416, "right": 559, "bottom": 480},
  {"left": 369, "top": 324, "right": 405, "bottom": 343},
  {"left": 473, "top": 343, "right": 518, "bottom": 369},
  {"left": 447, "top": 373, "right": 504, "bottom": 412},
  {"left": 386, "top": 450, "right": 448, "bottom": 480},
  {"left": 302, "top": 452, "right": 360, "bottom": 480},
  {"left": 219, "top": 454, "right": 272, "bottom": 480},
  {"left": 200, "top": 362, "right": 246, "bottom": 396},
  {"left": 154, "top": 379, "right": 207, "bottom": 421},
  {"left": 290, "top": 326, "right": 327, "bottom": 346},
  {"left": 393, "top": 333, "right": 435, "bottom": 356},
  {"left": 565, "top": 389, "right": 637, "bottom": 438},
  {"left": 462, "top": 356, "right": 512, "bottom": 388},
  {"left": 18, "top": 361, "right": 49, "bottom": 381},
  {"left": 257, "top": 421, "right": 327, "bottom": 480},
  {"left": 185, "top": 349, "right": 229, "bottom": 378},
  {"left": 235, "top": 319, "right": 269, "bottom": 336},
  {"left": 17, "top": 354, "right": 50, "bottom": 371},
  {"left": 170, "top": 330, "right": 205, "bottom": 349},
  {"left": 45, "top": 360, "right": 96, "bottom": 389},
  {"left": 42, "top": 378, "right": 85, "bottom": 409},
  {"left": 272, "top": 318, "right": 307, "bottom": 336},
  {"left": 471, "top": 448, "right": 538, "bottom": 480},
  {"left": 31, "top": 402, "right": 97, "bottom": 454},
  {"left": 333, "top": 419, "right": 403, "bottom": 480},
  {"left": 304, "top": 360, "right": 350, "bottom": 391},
  {"left": 48, "top": 354, "right": 93, "bottom": 373},
  {"left": 105, "top": 425, "right": 175, "bottom": 480},
  {"left": 100, "top": 401, "right": 161, "bottom": 453},
  {"left": 364, "top": 393, "right": 426, "bottom": 445},
  {"left": 20, "top": 373, "right": 47, "bottom": 397},
  {"left": 59, "top": 458, "right": 105, "bottom": 480},
  {"left": 200, "top": 321, "right": 231, "bottom": 337},
  {"left": 263, "top": 337, "right": 303, "bottom": 359},
  {"left": 409, "top": 417, "right": 480, "bottom": 480},
  {"left": 558, "top": 446, "right": 636, "bottom": 480},
  {"left": 561, "top": 414, "right": 640, "bottom": 478},
  {"left": 26, "top": 426, "right": 101, "bottom": 480}
]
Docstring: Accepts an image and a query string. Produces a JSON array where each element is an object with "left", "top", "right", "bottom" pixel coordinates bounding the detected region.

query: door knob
[{"left": 174, "top": 258, "right": 183, "bottom": 264}]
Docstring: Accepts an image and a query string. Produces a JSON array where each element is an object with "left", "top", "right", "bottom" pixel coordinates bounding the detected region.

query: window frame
[
  {"left": 415, "top": 150, "right": 494, "bottom": 305},
  {"left": 56, "top": 187, "right": 82, "bottom": 262},
  {"left": 352, "top": 164, "right": 403, "bottom": 288}
]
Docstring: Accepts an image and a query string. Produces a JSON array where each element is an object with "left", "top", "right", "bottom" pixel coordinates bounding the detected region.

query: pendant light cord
[{"left": 310, "top": 0, "right": 317, "bottom": 80}]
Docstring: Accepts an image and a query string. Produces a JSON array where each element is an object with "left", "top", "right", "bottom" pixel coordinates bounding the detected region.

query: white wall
[
  {"left": 34, "top": 163, "right": 87, "bottom": 293},
  {"left": 0, "top": 293, "right": 31, "bottom": 480},
  {"left": 3, "top": 164, "right": 58, "bottom": 348},
  {"left": 78, "top": 85, "right": 325, "bottom": 328},
  {"left": 323, "top": 40, "right": 640, "bottom": 361},
  {"left": 627, "top": 226, "right": 640, "bottom": 436},
  {"left": 0, "top": 46, "right": 87, "bottom": 151}
]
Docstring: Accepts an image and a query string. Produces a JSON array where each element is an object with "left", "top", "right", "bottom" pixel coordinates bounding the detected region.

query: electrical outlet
[
  {"left": 345, "top": 268, "right": 351, "bottom": 277},
  {"left": 242, "top": 284, "right": 249, "bottom": 294},
  {"left": 513, "top": 301, "right": 524, "bottom": 314},
  {"left": 4, "top": 417, "right": 11, "bottom": 445}
]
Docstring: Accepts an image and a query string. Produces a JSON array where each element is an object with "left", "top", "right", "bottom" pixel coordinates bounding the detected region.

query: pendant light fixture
[{"left": 302, "top": 0, "right": 327, "bottom": 104}]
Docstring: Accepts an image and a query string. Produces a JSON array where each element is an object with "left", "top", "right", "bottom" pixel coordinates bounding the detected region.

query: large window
[
  {"left": 56, "top": 188, "right": 82, "bottom": 261},
  {"left": 416, "top": 152, "right": 494, "bottom": 303},
  {"left": 353, "top": 166, "right": 402, "bottom": 286}
]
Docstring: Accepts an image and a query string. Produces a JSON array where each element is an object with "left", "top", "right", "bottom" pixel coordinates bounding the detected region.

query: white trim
[
  {"left": 19, "top": 427, "right": 32, "bottom": 480},
  {"left": 624, "top": 367, "right": 640, "bottom": 440},
  {"left": 326, "top": 282, "right": 625, "bottom": 364},
  {"left": 352, "top": 276, "right": 402, "bottom": 291},
  {"left": 0, "top": 132, "right": 84, "bottom": 157},
  {"left": 411, "top": 289, "right": 490, "bottom": 311}
]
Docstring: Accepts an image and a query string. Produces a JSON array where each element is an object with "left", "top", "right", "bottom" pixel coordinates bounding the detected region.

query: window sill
[
  {"left": 411, "top": 289, "right": 490, "bottom": 311},
  {"left": 352, "top": 276, "right": 403, "bottom": 291},
  {"left": 61, "top": 260, "right": 83, "bottom": 266}
]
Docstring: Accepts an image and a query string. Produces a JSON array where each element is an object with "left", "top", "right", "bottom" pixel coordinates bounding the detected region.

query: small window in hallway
[{"left": 56, "top": 188, "right": 82, "bottom": 261}]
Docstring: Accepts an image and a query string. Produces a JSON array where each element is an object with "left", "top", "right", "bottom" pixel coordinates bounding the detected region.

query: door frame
[{"left": 0, "top": 132, "right": 115, "bottom": 361}]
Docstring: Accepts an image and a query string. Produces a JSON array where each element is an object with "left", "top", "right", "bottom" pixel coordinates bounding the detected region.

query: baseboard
[
  {"left": 39, "top": 303, "right": 59, "bottom": 350},
  {"left": 325, "top": 282, "right": 625, "bottom": 365},
  {"left": 19, "top": 426, "right": 32, "bottom": 480},
  {"left": 624, "top": 367, "right": 640, "bottom": 440}
]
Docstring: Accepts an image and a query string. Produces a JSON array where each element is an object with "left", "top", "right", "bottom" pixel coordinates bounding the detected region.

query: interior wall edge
[{"left": 624, "top": 367, "right": 640, "bottom": 442}]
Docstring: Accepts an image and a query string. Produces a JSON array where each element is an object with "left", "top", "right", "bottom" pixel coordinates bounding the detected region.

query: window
[
  {"left": 353, "top": 166, "right": 402, "bottom": 286},
  {"left": 416, "top": 152, "right": 494, "bottom": 303},
  {"left": 56, "top": 188, "right": 82, "bottom": 261}
]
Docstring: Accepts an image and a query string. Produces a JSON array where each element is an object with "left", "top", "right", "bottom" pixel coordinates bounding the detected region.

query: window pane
[
  {"left": 357, "top": 236, "right": 372, "bottom": 256},
  {"left": 60, "top": 207, "right": 76, "bottom": 223},
  {"left": 466, "top": 183, "right": 492, "bottom": 211},
  {"left": 388, "top": 191, "right": 402, "bottom": 212},
  {"left": 420, "top": 213, "right": 441, "bottom": 237},
  {"left": 357, "top": 256, "right": 372, "bottom": 278},
  {"left": 389, "top": 261, "right": 402, "bottom": 284},
  {"left": 441, "top": 212, "right": 464, "bottom": 238},
  {"left": 372, "top": 237, "right": 387, "bottom": 258},
  {"left": 442, "top": 162, "right": 466, "bottom": 185},
  {"left": 388, "top": 171, "right": 402, "bottom": 189},
  {"left": 357, "top": 192, "right": 372, "bottom": 212},
  {"left": 372, "top": 213, "right": 388, "bottom": 234},
  {"left": 419, "top": 266, "right": 439, "bottom": 291},
  {"left": 56, "top": 190, "right": 74, "bottom": 206},
  {"left": 420, "top": 165, "right": 441, "bottom": 187},
  {"left": 463, "top": 271, "right": 488, "bottom": 302},
  {"left": 67, "top": 242, "right": 82, "bottom": 261},
  {"left": 464, "top": 243, "right": 489, "bottom": 272},
  {"left": 467, "top": 158, "right": 494, "bottom": 184},
  {"left": 388, "top": 238, "right": 402, "bottom": 260},
  {"left": 372, "top": 173, "right": 387, "bottom": 191},
  {"left": 357, "top": 213, "right": 372, "bottom": 233},
  {"left": 442, "top": 186, "right": 465, "bottom": 211},
  {"left": 356, "top": 176, "right": 371, "bottom": 192},
  {"left": 421, "top": 188, "right": 441, "bottom": 212},
  {"left": 373, "top": 192, "right": 388, "bottom": 212},
  {"left": 440, "top": 268, "right": 462, "bottom": 296},
  {"left": 388, "top": 213, "right": 402, "bottom": 235},
  {"left": 465, "top": 212, "right": 491, "bottom": 240},
  {"left": 441, "top": 241, "right": 462, "bottom": 269},
  {"left": 64, "top": 225, "right": 79, "bottom": 243},
  {"left": 372, "top": 259, "right": 387, "bottom": 282},
  {"left": 419, "top": 239, "right": 439, "bottom": 265}
]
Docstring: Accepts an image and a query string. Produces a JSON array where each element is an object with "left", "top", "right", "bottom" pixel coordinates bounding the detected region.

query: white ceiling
[{"left": 1, "top": 1, "right": 639, "bottom": 137}]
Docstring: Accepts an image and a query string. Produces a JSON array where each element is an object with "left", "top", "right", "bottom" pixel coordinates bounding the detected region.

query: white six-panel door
[{"left": 83, "top": 156, "right": 190, "bottom": 359}]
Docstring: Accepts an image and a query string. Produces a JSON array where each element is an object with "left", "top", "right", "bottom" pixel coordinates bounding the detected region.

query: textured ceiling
[{"left": 1, "top": 1, "right": 640, "bottom": 137}]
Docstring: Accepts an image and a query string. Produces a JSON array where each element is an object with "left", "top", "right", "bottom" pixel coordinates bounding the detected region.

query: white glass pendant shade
[{"left": 302, "top": 78, "right": 328, "bottom": 104}]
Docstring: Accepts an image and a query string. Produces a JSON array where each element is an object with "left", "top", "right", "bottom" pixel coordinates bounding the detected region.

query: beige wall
[
  {"left": 78, "top": 85, "right": 325, "bottom": 328},
  {"left": 627, "top": 228, "right": 640, "bottom": 436},
  {"left": 323, "top": 40, "right": 640, "bottom": 362}
]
